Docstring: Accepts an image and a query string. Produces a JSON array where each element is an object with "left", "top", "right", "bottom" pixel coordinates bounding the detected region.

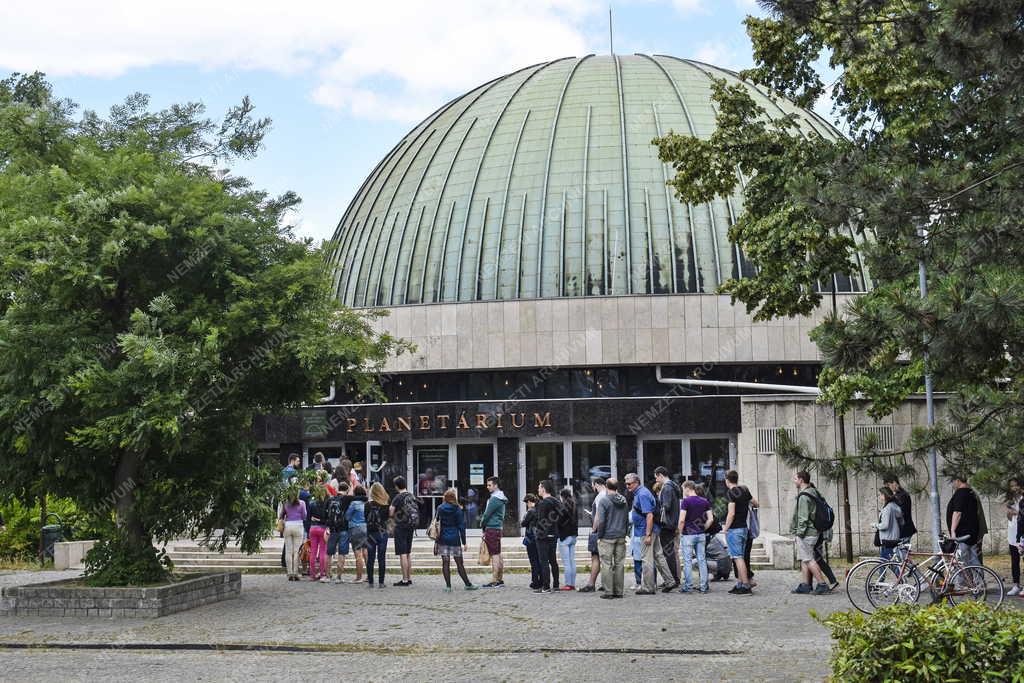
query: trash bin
[{"left": 41, "top": 513, "right": 63, "bottom": 560}]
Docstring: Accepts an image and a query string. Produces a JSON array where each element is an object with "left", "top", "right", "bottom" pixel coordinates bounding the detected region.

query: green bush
[
  {"left": 82, "top": 533, "right": 172, "bottom": 586},
  {"left": 820, "top": 603, "right": 1024, "bottom": 682},
  {"left": 0, "top": 497, "right": 110, "bottom": 562}
]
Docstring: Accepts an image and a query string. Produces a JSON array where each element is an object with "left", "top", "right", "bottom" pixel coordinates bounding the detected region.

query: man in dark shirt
[
  {"left": 654, "top": 467, "right": 681, "bottom": 589},
  {"left": 723, "top": 470, "right": 757, "bottom": 595},
  {"left": 533, "top": 479, "right": 562, "bottom": 593},
  {"left": 947, "top": 474, "right": 981, "bottom": 565}
]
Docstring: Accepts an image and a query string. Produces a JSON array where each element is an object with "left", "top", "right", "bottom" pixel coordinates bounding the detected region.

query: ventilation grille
[
  {"left": 855, "top": 425, "right": 895, "bottom": 452},
  {"left": 756, "top": 427, "right": 796, "bottom": 455}
]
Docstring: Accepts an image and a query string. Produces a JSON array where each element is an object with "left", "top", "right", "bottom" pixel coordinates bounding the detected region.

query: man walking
[
  {"left": 480, "top": 476, "right": 507, "bottom": 588},
  {"left": 389, "top": 476, "right": 418, "bottom": 586},
  {"left": 580, "top": 477, "right": 607, "bottom": 593},
  {"left": 281, "top": 453, "right": 300, "bottom": 486},
  {"left": 678, "top": 480, "right": 713, "bottom": 593},
  {"left": 534, "top": 479, "right": 561, "bottom": 593},
  {"left": 790, "top": 471, "right": 831, "bottom": 595},
  {"left": 947, "top": 474, "right": 982, "bottom": 566},
  {"left": 624, "top": 473, "right": 672, "bottom": 595},
  {"left": 654, "top": 467, "right": 681, "bottom": 590},
  {"left": 594, "top": 478, "right": 629, "bottom": 599},
  {"left": 722, "top": 470, "right": 756, "bottom": 595}
]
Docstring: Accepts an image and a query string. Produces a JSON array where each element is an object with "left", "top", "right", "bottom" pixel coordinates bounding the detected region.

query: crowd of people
[
  {"left": 275, "top": 454, "right": 1024, "bottom": 597},
  {"left": 276, "top": 453, "right": 762, "bottom": 596}
]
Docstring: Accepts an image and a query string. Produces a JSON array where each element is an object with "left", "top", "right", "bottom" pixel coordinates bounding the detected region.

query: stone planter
[{"left": 0, "top": 571, "right": 240, "bottom": 618}]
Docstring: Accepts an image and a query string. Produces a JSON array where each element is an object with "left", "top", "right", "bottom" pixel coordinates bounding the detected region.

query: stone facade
[
  {"left": 0, "top": 572, "right": 240, "bottom": 618},
  {"left": 368, "top": 294, "right": 855, "bottom": 372},
  {"left": 739, "top": 395, "right": 1007, "bottom": 557}
]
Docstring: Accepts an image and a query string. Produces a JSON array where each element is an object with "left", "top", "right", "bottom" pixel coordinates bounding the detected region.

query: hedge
[{"left": 819, "top": 602, "right": 1024, "bottom": 682}]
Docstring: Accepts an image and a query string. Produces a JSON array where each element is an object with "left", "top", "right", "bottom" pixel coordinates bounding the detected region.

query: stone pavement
[{"left": 0, "top": 568, "right": 856, "bottom": 682}]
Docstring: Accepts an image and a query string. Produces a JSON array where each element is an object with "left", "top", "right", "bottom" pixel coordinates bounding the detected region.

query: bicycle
[
  {"left": 844, "top": 544, "right": 942, "bottom": 614},
  {"left": 862, "top": 534, "right": 1004, "bottom": 611}
]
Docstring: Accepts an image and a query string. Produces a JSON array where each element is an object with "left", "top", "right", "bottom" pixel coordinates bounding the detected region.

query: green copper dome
[{"left": 328, "top": 54, "right": 862, "bottom": 307}]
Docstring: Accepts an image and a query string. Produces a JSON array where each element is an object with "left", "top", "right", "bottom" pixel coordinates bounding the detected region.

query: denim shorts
[
  {"left": 726, "top": 527, "right": 748, "bottom": 559},
  {"left": 327, "top": 530, "right": 350, "bottom": 556}
]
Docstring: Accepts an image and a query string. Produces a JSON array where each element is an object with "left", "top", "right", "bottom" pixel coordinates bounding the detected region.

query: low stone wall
[{"left": 0, "top": 571, "right": 240, "bottom": 618}]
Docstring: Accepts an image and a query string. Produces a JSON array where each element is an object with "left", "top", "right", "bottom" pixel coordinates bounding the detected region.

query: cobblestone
[{"left": 0, "top": 568, "right": 867, "bottom": 681}]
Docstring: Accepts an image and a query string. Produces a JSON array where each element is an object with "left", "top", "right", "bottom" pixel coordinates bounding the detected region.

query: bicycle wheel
[
  {"left": 865, "top": 562, "right": 920, "bottom": 610},
  {"left": 947, "top": 564, "right": 1005, "bottom": 609},
  {"left": 845, "top": 558, "right": 884, "bottom": 614}
]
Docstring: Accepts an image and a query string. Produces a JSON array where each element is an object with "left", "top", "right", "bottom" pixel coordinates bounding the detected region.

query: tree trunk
[
  {"left": 836, "top": 411, "right": 854, "bottom": 563},
  {"left": 114, "top": 450, "right": 146, "bottom": 550},
  {"left": 38, "top": 493, "right": 46, "bottom": 567}
]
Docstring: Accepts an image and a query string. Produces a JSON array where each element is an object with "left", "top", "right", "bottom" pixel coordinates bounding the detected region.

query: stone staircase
[{"left": 164, "top": 535, "right": 772, "bottom": 573}]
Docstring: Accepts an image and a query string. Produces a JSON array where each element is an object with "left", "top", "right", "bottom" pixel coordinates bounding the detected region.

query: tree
[
  {"left": 0, "top": 73, "right": 406, "bottom": 584},
  {"left": 654, "top": 0, "right": 1024, "bottom": 492}
]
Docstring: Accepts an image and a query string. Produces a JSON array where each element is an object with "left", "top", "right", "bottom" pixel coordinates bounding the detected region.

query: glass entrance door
[
  {"left": 690, "top": 438, "right": 729, "bottom": 501},
  {"left": 525, "top": 442, "right": 564, "bottom": 499},
  {"left": 570, "top": 441, "right": 610, "bottom": 526},
  {"left": 641, "top": 440, "right": 683, "bottom": 488},
  {"left": 455, "top": 443, "right": 493, "bottom": 529},
  {"left": 415, "top": 445, "right": 449, "bottom": 529}
]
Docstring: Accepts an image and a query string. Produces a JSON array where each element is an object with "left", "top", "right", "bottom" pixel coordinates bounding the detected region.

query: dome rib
[
  {"left": 328, "top": 54, "right": 861, "bottom": 307},
  {"left": 456, "top": 57, "right": 574, "bottom": 302},
  {"left": 534, "top": 54, "right": 594, "bottom": 299}
]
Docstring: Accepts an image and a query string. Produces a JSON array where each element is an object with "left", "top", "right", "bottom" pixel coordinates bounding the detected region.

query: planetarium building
[{"left": 255, "top": 54, "right": 941, "bottom": 554}]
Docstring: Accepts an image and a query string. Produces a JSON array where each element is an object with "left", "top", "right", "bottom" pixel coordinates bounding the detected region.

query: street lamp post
[{"left": 919, "top": 228, "right": 942, "bottom": 553}]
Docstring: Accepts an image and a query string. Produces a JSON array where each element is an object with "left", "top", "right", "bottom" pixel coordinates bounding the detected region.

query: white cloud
[
  {"left": 670, "top": 0, "right": 707, "bottom": 13},
  {"left": 0, "top": 0, "right": 599, "bottom": 123}
]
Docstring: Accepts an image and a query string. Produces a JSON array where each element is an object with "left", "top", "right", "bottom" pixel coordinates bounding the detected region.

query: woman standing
[
  {"left": 435, "top": 489, "right": 478, "bottom": 592},
  {"left": 365, "top": 482, "right": 391, "bottom": 588},
  {"left": 557, "top": 488, "right": 578, "bottom": 590},
  {"left": 346, "top": 485, "right": 369, "bottom": 583},
  {"left": 307, "top": 483, "right": 331, "bottom": 582},
  {"left": 278, "top": 485, "right": 306, "bottom": 581},
  {"left": 1006, "top": 477, "right": 1022, "bottom": 596},
  {"left": 872, "top": 487, "right": 904, "bottom": 561}
]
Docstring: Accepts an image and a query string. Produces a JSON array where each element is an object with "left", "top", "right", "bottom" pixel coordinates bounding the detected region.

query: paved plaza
[{"left": 0, "top": 568, "right": 850, "bottom": 682}]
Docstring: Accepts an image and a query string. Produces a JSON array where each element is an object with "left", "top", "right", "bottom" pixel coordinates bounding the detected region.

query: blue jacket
[{"left": 437, "top": 502, "right": 466, "bottom": 547}]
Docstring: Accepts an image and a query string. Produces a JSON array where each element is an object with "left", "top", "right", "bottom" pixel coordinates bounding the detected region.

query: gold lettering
[
  {"left": 379, "top": 417, "right": 391, "bottom": 432},
  {"left": 475, "top": 413, "right": 488, "bottom": 429},
  {"left": 346, "top": 418, "right": 358, "bottom": 433},
  {"left": 511, "top": 413, "right": 525, "bottom": 429},
  {"left": 437, "top": 414, "right": 450, "bottom": 430},
  {"left": 496, "top": 413, "right": 504, "bottom": 428},
  {"left": 533, "top": 411, "right": 552, "bottom": 428},
  {"left": 396, "top": 416, "right": 412, "bottom": 431},
  {"left": 362, "top": 417, "right": 373, "bottom": 432},
  {"left": 457, "top": 413, "right": 470, "bottom": 430},
  {"left": 419, "top": 415, "right": 431, "bottom": 430}
]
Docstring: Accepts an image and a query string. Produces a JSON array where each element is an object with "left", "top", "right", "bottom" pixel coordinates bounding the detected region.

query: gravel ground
[{"left": 0, "top": 568, "right": 891, "bottom": 682}]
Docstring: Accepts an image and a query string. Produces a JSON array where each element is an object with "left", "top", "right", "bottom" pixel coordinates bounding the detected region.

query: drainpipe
[
  {"left": 654, "top": 365, "right": 821, "bottom": 395},
  {"left": 319, "top": 383, "right": 336, "bottom": 403}
]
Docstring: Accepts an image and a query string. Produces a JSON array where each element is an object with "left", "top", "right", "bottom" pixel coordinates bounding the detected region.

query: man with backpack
[
  {"left": 790, "top": 471, "right": 833, "bottom": 595},
  {"left": 324, "top": 481, "right": 352, "bottom": 583},
  {"left": 389, "top": 476, "right": 418, "bottom": 587},
  {"left": 654, "top": 467, "right": 681, "bottom": 590},
  {"left": 480, "top": 476, "right": 508, "bottom": 588}
]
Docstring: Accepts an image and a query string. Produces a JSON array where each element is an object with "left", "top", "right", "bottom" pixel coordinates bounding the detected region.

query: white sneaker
[
  {"left": 631, "top": 584, "right": 640, "bottom": 591},
  {"left": 318, "top": 576, "right": 330, "bottom": 584},
  {"left": 1008, "top": 585, "right": 1021, "bottom": 596}
]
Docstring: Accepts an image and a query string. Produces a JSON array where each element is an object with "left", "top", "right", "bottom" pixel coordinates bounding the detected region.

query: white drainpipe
[
  {"left": 654, "top": 365, "right": 821, "bottom": 395},
  {"left": 319, "top": 383, "right": 336, "bottom": 403}
]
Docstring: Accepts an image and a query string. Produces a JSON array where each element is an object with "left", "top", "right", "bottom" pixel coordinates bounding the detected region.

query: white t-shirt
[{"left": 1009, "top": 496, "right": 1022, "bottom": 545}]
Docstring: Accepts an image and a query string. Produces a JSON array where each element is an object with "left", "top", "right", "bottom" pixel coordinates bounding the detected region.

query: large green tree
[
  {"left": 0, "top": 73, "right": 404, "bottom": 583},
  {"left": 655, "top": 0, "right": 1024, "bottom": 491}
]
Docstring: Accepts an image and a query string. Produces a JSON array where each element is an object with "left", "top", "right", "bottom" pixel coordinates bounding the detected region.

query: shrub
[
  {"left": 0, "top": 497, "right": 110, "bottom": 562},
  {"left": 819, "top": 602, "right": 1024, "bottom": 682},
  {"left": 82, "top": 533, "right": 172, "bottom": 586}
]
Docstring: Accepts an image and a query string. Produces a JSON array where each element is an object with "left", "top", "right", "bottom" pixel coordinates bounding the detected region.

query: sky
[{"left": 0, "top": 0, "right": 772, "bottom": 244}]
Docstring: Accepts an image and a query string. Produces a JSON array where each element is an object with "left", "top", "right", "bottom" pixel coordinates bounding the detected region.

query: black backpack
[
  {"left": 366, "top": 502, "right": 387, "bottom": 534},
  {"left": 394, "top": 491, "right": 420, "bottom": 528},
  {"left": 325, "top": 495, "right": 346, "bottom": 530},
  {"left": 799, "top": 490, "right": 836, "bottom": 532}
]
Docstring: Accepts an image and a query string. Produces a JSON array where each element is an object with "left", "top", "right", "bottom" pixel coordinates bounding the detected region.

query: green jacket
[
  {"left": 481, "top": 491, "right": 507, "bottom": 530},
  {"left": 790, "top": 485, "right": 819, "bottom": 538}
]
